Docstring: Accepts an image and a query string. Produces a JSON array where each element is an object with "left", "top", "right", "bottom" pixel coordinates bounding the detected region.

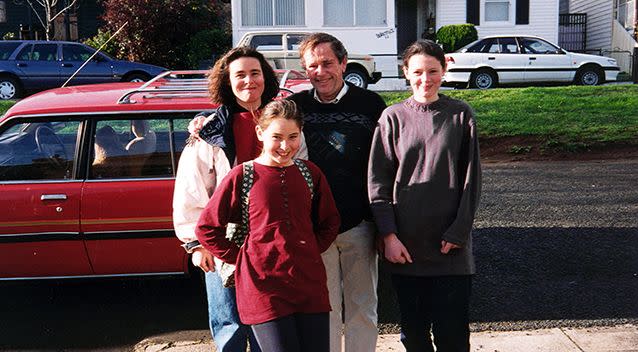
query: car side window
[
  {"left": 0, "top": 42, "right": 20, "bottom": 60},
  {"left": 287, "top": 34, "right": 306, "bottom": 51},
  {"left": 0, "top": 120, "right": 80, "bottom": 181},
  {"left": 62, "top": 44, "right": 94, "bottom": 62},
  {"left": 17, "top": 44, "right": 58, "bottom": 61},
  {"left": 464, "top": 39, "right": 492, "bottom": 53},
  {"left": 497, "top": 37, "right": 519, "bottom": 54},
  {"left": 521, "top": 38, "right": 560, "bottom": 54},
  {"left": 89, "top": 117, "right": 190, "bottom": 179},
  {"left": 249, "top": 35, "right": 283, "bottom": 51}
]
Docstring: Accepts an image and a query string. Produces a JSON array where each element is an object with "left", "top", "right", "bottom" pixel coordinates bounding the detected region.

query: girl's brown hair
[
  {"left": 207, "top": 46, "right": 279, "bottom": 106},
  {"left": 257, "top": 100, "right": 304, "bottom": 130},
  {"left": 402, "top": 39, "right": 446, "bottom": 70}
]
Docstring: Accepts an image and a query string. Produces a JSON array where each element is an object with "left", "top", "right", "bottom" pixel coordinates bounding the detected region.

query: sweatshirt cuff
[{"left": 370, "top": 202, "right": 398, "bottom": 236}]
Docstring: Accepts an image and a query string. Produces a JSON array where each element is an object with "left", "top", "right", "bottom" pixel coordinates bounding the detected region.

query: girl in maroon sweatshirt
[{"left": 196, "top": 99, "right": 340, "bottom": 352}]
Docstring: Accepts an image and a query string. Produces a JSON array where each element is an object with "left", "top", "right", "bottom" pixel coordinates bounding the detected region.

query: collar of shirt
[{"left": 313, "top": 82, "right": 349, "bottom": 104}]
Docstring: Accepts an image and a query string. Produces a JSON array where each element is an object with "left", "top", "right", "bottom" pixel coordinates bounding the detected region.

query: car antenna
[{"left": 61, "top": 21, "right": 129, "bottom": 88}]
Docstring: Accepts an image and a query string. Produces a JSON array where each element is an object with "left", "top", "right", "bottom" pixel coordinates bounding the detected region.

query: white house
[
  {"left": 567, "top": 0, "right": 637, "bottom": 73},
  {"left": 230, "top": 0, "right": 560, "bottom": 89}
]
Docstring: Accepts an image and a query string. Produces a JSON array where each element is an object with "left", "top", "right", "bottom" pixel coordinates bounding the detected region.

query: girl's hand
[
  {"left": 440, "top": 240, "right": 461, "bottom": 254},
  {"left": 188, "top": 115, "right": 207, "bottom": 139},
  {"left": 383, "top": 233, "right": 413, "bottom": 264},
  {"left": 191, "top": 247, "right": 215, "bottom": 272}
]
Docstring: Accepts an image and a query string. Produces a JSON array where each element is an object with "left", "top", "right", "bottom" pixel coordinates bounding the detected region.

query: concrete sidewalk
[{"left": 136, "top": 324, "right": 638, "bottom": 352}]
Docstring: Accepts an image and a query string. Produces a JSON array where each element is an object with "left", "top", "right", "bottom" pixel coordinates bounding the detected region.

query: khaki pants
[{"left": 321, "top": 221, "right": 379, "bottom": 352}]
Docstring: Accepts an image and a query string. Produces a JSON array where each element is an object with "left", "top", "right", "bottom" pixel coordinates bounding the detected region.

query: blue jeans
[{"left": 205, "top": 271, "right": 260, "bottom": 352}]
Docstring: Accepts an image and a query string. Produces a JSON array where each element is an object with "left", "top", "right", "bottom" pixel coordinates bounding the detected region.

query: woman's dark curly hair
[{"left": 207, "top": 46, "right": 279, "bottom": 106}]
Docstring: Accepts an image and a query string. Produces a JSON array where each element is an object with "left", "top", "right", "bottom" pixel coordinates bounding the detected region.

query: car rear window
[
  {"left": 0, "top": 42, "right": 20, "bottom": 60},
  {"left": 249, "top": 35, "right": 283, "bottom": 51}
]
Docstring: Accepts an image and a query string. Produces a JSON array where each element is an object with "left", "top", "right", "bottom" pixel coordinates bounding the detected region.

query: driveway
[{"left": 1, "top": 159, "right": 636, "bottom": 351}]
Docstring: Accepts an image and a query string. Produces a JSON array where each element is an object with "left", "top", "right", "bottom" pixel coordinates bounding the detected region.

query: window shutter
[
  {"left": 516, "top": 0, "right": 530, "bottom": 24},
  {"left": 466, "top": 0, "right": 480, "bottom": 25}
]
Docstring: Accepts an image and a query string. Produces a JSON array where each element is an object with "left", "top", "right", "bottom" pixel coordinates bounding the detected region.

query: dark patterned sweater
[{"left": 290, "top": 84, "right": 386, "bottom": 233}]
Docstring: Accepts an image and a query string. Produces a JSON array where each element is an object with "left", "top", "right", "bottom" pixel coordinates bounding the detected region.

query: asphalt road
[{"left": 1, "top": 159, "right": 637, "bottom": 351}]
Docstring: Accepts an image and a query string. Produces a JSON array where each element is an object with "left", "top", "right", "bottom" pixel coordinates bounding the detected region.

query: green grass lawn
[
  {"left": 2, "top": 85, "right": 637, "bottom": 148},
  {"left": 380, "top": 85, "right": 638, "bottom": 145}
]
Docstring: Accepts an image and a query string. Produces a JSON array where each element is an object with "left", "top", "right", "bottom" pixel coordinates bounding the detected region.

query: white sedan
[{"left": 443, "top": 35, "right": 620, "bottom": 89}]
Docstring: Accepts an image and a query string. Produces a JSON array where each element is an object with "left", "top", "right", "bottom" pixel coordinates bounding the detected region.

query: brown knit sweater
[{"left": 367, "top": 94, "right": 482, "bottom": 276}]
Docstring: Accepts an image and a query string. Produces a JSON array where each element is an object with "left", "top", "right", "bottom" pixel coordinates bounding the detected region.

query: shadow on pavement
[
  {"left": 1, "top": 226, "right": 636, "bottom": 350},
  {"left": 379, "top": 227, "right": 638, "bottom": 326}
]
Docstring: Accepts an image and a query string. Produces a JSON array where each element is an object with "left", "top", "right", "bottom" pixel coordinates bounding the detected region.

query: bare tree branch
[{"left": 50, "top": 0, "right": 78, "bottom": 21}]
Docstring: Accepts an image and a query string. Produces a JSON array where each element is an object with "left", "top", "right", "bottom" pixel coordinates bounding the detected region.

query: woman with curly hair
[{"left": 172, "top": 46, "right": 306, "bottom": 352}]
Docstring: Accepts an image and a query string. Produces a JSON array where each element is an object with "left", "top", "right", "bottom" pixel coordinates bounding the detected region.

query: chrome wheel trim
[
  {"left": 581, "top": 71, "right": 599, "bottom": 85},
  {"left": 0, "top": 81, "right": 16, "bottom": 100},
  {"left": 344, "top": 72, "right": 365, "bottom": 88},
  {"left": 475, "top": 73, "right": 493, "bottom": 89}
]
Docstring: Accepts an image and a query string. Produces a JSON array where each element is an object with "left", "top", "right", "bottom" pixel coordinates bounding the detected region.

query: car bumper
[
  {"left": 604, "top": 68, "right": 620, "bottom": 82},
  {"left": 369, "top": 72, "right": 382, "bottom": 84},
  {"left": 443, "top": 71, "right": 471, "bottom": 84}
]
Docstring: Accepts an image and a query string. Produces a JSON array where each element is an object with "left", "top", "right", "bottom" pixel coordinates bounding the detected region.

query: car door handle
[
  {"left": 61, "top": 63, "right": 74, "bottom": 67},
  {"left": 41, "top": 194, "right": 68, "bottom": 201},
  {"left": 488, "top": 57, "right": 495, "bottom": 60},
  {"left": 16, "top": 63, "right": 27, "bottom": 67},
  {"left": 529, "top": 57, "right": 537, "bottom": 60}
]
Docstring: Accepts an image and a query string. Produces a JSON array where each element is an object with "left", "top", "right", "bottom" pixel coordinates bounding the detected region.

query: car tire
[
  {"left": 575, "top": 66, "right": 602, "bottom": 86},
  {"left": 123, "top": 73, "right": 151, "bottom": 83},
  {"left": 344, "top": 68, "right": 368, "bottom": 89},
  {"left": 0, "top": 76, "right": 21, "bottom": 100},
  {"left": 469, "top": 69, "right": 497, "bottom": 89}
]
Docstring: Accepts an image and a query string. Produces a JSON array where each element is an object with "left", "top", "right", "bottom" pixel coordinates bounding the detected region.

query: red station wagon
[{"left": 0, "top": 70, "right": 309, "bottom": 280}]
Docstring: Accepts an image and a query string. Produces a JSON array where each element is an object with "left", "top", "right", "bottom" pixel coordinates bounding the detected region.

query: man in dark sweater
[{"left": 289, "top": 33, "right": 386, "bottom": 352}]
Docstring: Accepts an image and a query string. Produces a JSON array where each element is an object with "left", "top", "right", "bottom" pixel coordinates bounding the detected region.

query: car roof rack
[
  {"left": 117, "top": 70, "right": 210, "bottom": 104},
  {"left": 117, "top": 69, "right": 300, "bottom": 104}
]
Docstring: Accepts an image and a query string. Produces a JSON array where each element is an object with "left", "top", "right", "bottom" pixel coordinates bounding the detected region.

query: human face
[
  {"left": 255, "top": 118, "right": 302, "bottom": 167},
  {"left": 403, "top": 54, "right": 445, "bottom": 103},
  {"left": 229, "top": 57, "right": 265, "bottom": 109},
  {"left": 302, "top": 42, "right": 347, "bottom": 102}
]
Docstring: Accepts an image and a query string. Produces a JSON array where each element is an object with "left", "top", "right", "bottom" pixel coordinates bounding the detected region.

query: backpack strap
[
  {"left": 226, "top": 160, "right": 253, "bottom": 246},
  {"left": 293, "top": 159, "right": 314, "bottom": 199}
]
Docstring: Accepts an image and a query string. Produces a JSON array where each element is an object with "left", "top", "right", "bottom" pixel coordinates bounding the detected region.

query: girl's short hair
[
  {"left": 257, "top": 100, "right": 304, "bottom": 130},
  {"left": 207, "top": 46, "right": 279, "bottom": 106},
  {"left": 402, "top": 39, "right": 446, "bottom": 69}
]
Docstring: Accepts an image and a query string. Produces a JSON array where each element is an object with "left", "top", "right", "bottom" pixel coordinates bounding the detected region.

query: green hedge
[{"left": 436, "top": 24, "right": 478, "bottom": 53}]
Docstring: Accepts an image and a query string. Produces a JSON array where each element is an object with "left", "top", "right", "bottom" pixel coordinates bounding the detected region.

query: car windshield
[{"left": 0, "top": 42, "right": 21, "bottom": 60}]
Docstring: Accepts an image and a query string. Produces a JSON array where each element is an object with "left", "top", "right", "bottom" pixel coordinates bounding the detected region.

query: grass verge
[{"left": 380, "top": 85, "right": 638, "bottom": 146}]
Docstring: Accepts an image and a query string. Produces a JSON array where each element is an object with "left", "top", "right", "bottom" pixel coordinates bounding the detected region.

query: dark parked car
[{"left": 0, "top": 40, "right": 167, "bottom": 100}]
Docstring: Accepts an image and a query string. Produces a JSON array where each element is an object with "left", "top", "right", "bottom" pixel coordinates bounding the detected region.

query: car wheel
[
  {"left": 575, "top": 66, "right": 602, "bottom": 86},
  {"left": 0, "top": 77, "right": 21, "bottom": 100},
  {"left": 470, "top": 69, "right": 497, "bottom": 89},
  {"left": 344, "top": 69, "right": 368, "bottom": 89},
  {"left": 124, "top": 73, "right": 151, "bottom": 83}
]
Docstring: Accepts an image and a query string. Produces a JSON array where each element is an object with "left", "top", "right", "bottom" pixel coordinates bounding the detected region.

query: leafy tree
[
  {"left": 100, "top": 0, "right": 231, "bottom": 69},
  {"left": 436, "top": 24, "right": 478, "bottom": 53}
]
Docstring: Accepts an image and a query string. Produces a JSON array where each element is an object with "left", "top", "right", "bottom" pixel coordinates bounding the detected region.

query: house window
[
  {"left": 485, "top": 0, "right": 511, "bottom": 22},
  {"left": 614, "top": 0, "right": 635, "bottom": 32},
  {"left": 241, "top": 0, "right": 305, "bottom": 26},
  {"left": 0, "top": 1, "right": 6, "bottom": 23},
  {"left": 324, "top": 0, "right": 387, "bottom": 27}
]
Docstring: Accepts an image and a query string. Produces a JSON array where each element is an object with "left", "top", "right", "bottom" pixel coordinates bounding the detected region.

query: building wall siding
[
  {"left": 437, "top": 0, "right": 559, "bottom": 44},
  {"left": 570, "top": 0, "right": 613, "bottom": 51}
]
